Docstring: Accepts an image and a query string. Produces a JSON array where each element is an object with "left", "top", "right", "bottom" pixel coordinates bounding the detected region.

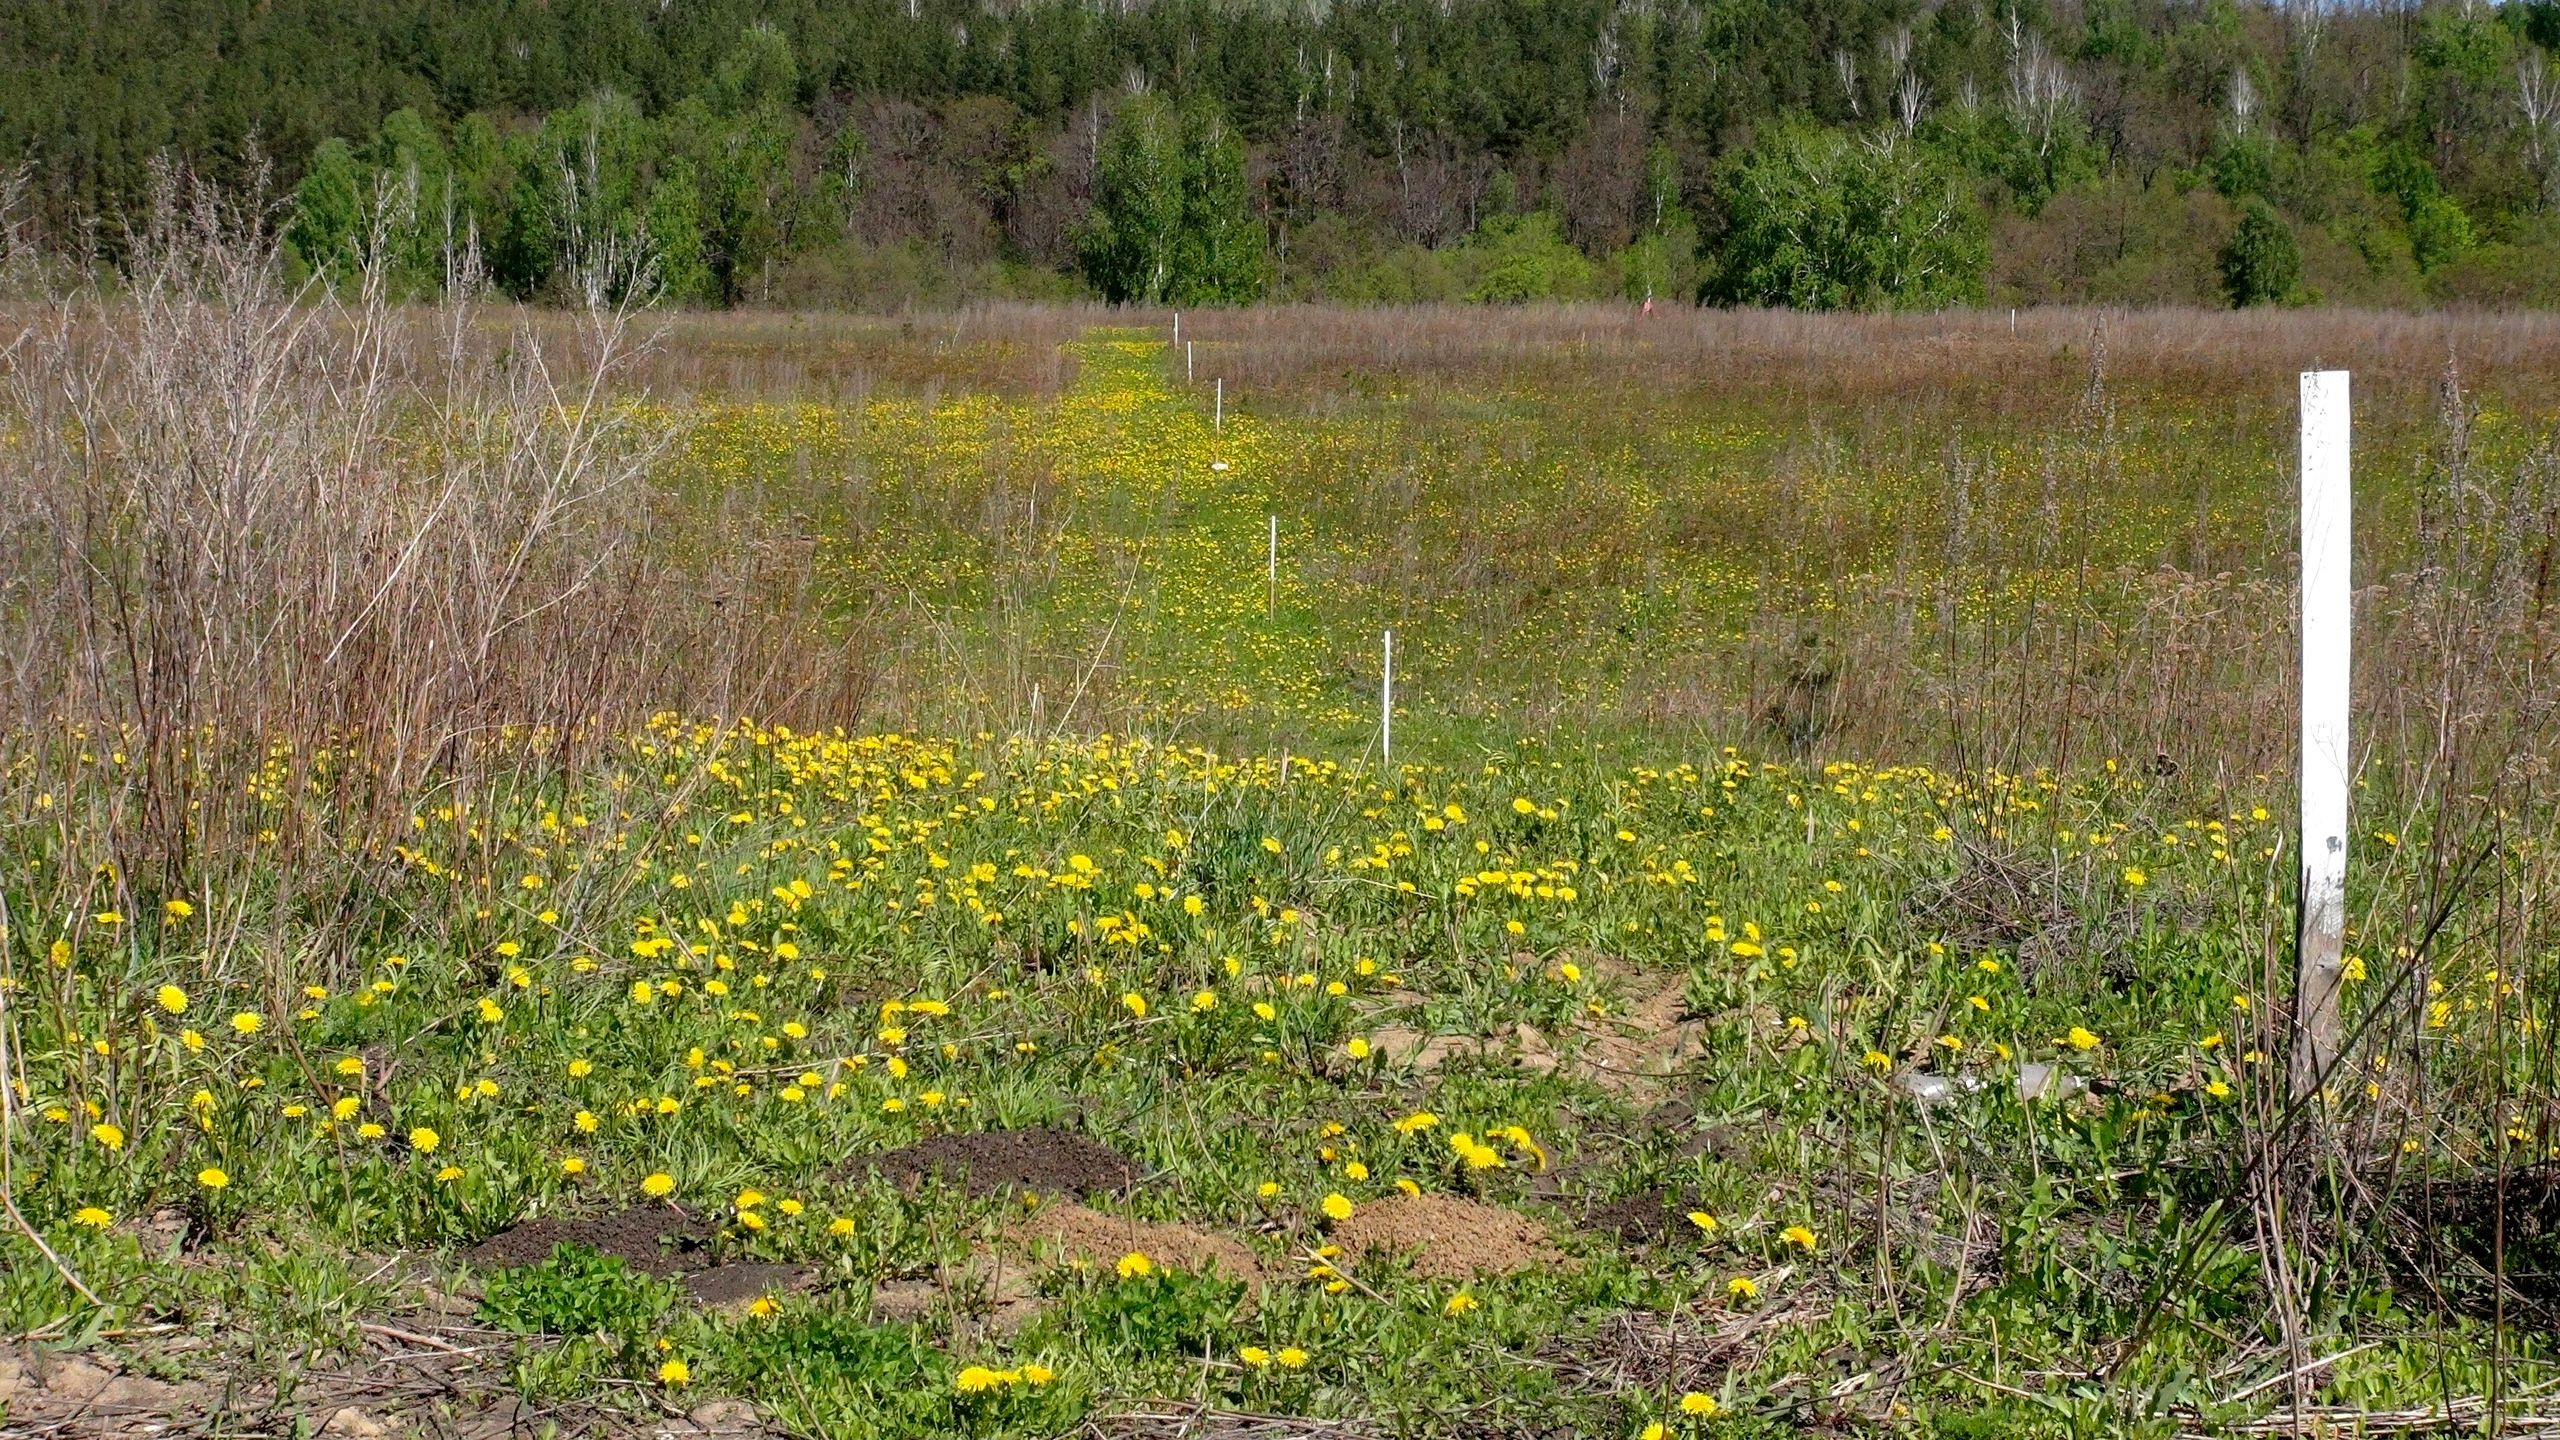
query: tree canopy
[{"left": 4, "top": 0, "right": 2557, "bottom": 309}]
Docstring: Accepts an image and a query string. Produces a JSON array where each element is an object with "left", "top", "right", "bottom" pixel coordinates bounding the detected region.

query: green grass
[
  {"left": 5, "top": 315, "right": 2558, "bottom": 1437},
  {"left": 7, "top": 727, "right": 2547, "bottom": 1435}
]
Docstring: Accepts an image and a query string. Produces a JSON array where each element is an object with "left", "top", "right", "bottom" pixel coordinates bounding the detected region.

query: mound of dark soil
[
  {"left": 1581, "top": 1187, "right": 1700, "bottom": 1246},
  {"left": 464, "top": 1205, "right": 712, "bottom": 1277},
  {"left": 850, "top": 1127, "right": 1138, "bottom": 1199}
]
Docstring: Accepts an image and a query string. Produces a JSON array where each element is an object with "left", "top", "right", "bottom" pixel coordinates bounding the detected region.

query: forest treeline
[{"left": 5, "top": 0, "right": 2559, "bottom": 310}]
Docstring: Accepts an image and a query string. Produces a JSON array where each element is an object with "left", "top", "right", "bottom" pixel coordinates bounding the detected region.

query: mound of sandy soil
[
  {"left": 1329, "top": 1194, "right": 1570, "bottom": 1281},
  {"left": 1014, "top": 1202, "right": 1264, "bottom": 1287}
]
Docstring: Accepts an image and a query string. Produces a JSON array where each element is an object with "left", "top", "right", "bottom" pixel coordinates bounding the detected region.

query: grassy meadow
[{"left": 4, "top": 238, "right": 2560, "bottom": 1438}]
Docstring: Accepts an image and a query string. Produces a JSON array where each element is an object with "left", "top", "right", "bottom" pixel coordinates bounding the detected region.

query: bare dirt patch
[
  {"left": 867, "top": 1257, "right": 1048, "bottom": 1337},
  {"left": 0, "top": 1345, "right": 208, "bottom": 1432},
  {"left": 682, "top": 1263, "right": 819, "bottom": 1314},
  {"left": 1369, "top": 959, "right": 1702, "bottom": 1098},
  {"left": 1577, "top": 966, "right": 1706, "bottom": 1098},
  {"left": 1371, "top": 1022, "right": 1557, "bottom": 1074},
  {"left": 1330, "top": 1194, "right": 1569, "bottom": 1281},
  {"left": 463, "top": 1204, "right": 713, "bottom": 1277},
  {"left": 852, "top": 1127, "right": 1139, "bottom": 1199},
  {"left": 1013, "top": 1202, "right": 1265, "bottom": 1287},
  {"left": 869, "top": 1277, "right": 943, "bottom": 1324}
]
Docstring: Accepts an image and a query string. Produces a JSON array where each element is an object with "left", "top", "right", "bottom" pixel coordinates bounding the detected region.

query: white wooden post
[
  {"left": 1380, "top": 629, "right": 1394, "bottom": 768},
  {"left": 1215, "top": 378, "right": 1223, "bottom": 432},
  {"left": 2294, "top": 369, "right": 2352, "bottom": 1102},
  {"left": 1172, "top": 311, "right": 1180, "bottom": 348},
  {"left": 1267, "top": 514, "right": 1278, "bottom": 619},
  {"left": 1187, "top": 340, "right": 1194, "bottom": 383}
]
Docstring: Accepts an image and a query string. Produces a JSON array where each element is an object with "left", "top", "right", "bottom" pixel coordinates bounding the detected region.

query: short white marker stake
[
  {"left": 1215, "top": 378, "right": 1223, "bottom": 433},
  {"left": 2294, "top": 369, "right": 2352, "bottom": 1102},
  {"left": 1380, "top": 629, "right": 1395, "bottom": 769}
]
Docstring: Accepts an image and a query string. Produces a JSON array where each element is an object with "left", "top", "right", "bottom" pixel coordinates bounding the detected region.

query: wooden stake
[{"left": 2294, "top": 369, "right": 2352, "bottom": 1102}]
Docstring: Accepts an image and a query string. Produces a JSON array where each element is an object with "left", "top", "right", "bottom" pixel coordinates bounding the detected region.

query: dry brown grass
[
  {"left": 0, "top": 171, "right": 860, "bottom": 902},
  {"left": 1061, "top": 302, "right": 2560, "bottom": 413}
]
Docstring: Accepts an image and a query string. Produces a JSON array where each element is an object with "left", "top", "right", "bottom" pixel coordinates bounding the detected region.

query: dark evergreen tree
[{"left": 2220, "top": 196, "right": 2302, "bottom": 306}]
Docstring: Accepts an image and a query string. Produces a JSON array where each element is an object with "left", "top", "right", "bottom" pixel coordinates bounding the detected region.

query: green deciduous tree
[
  {"left": 286, "top": 138, "right": 364, "bottom": 282},
  {"left": 1172, "top": 108, "right": 1268, "bottom": 304},
  {"left": 1081, "top": 94, "right": 1268, "bottom": 305},
  {"left": 646, "top": 157, "right": 716, "bottom": 304},
  {"left": 1621, "top": 140, "right": 1700, "bottom": 303},
  {"left": 667, "top": 99, "right": 804, "bottom": 304},
  {"left": 1081, "top": 94, "right": 1184, "bottom": 304},
  {"left": 1465, "top": 211, "right": 1594, "bottom": 302},
  {"left": 1718, "top": 123, "right": 1986, "bottom": 310}
]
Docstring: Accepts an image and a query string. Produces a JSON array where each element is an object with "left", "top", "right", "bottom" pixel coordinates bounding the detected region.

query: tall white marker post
[
  {"left": 1380, "top": 629, "right": 1395, "bottom": 769},
  {"left": 1187, "top": 341, "right": 1194, "bottom": 383},
  {"left": 1266, "top": 515, "right": 1278, "bottom": 618},
  {"left": 1215, "top": 378, "right": 1224, "bottom": 433},
  {"left": 2294, "top": 370, "right": 2351, "bottom": 1103},
  {"left": 1172, "top": 311, "right": 1180, "bottom": 348}
]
